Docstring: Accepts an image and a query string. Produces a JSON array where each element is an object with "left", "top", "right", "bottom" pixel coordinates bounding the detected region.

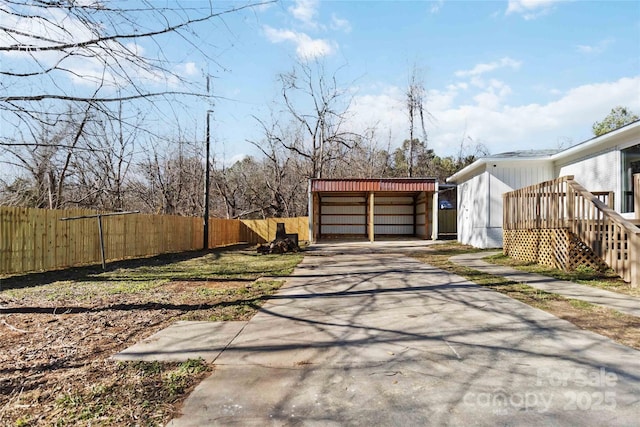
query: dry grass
[
  {"left": 485, "top": 252, "right": 640, "bottom": 297},
  {"left": 412, "top": 242, "right": 640, "bottom": 351},
  {"left": 0, "top": 247, "right": 303, "bottom": 426}
]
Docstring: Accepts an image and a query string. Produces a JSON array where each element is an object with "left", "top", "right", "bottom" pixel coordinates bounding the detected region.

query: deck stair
[{"left": 503, "top": 175, "right": 639, "bottom": 287}]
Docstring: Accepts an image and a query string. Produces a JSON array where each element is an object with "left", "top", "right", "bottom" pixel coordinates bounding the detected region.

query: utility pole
[{"left": 203, "top": 76, "right": 212, "bottom": 250}]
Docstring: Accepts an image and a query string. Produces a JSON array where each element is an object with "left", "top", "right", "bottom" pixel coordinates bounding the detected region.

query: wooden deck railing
[
  {"left": 504, "top": 176, "right": 639, "bottom": 286},
  {"left": 636, "top": 173, "right": 640, "bottom": 220}
]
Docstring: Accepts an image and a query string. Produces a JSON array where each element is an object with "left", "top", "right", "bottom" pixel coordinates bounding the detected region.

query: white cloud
[
  {"left": 254, "top": 2, "right": 274, "bottom": 12},
  {"left": 288, "top": 0, "right": 320, "bottom": 26},
  {"left": 577, "top": 38, "right": 614, "bottom": 54},
  {"left": 176, "top": 62, "right": 199, "bottom": 77},
  {"left": 447, "top": 82, "right": 469, "bottom": 91},
  {"left": 263, "top": 26, "right": 334, "bottom": 59},
  {"left": 472, "top": 80, "right": 512, "bottom": 109},
  {"left": 347, "top": 76, "right": 640, "bottom": 158},
  {"left": 455, "top": 57, "right": 522, "bottom": 78},
  {"left": 506, "top": 0, "right": 561, "bottom": 20},
  {"left": 0, "top": 4, "right": 185, "bottom": 91},
  {"left": 331, "top": 14, "right": 352, "bottom": 33},
  {"left": 223, "top": 153, "right": 249, "bottom": 167},
  {"left": 430, "top": 0, "right": 444, "bottom": 14}
]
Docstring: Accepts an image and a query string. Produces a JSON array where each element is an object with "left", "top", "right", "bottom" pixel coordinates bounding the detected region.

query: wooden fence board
[
  {"left": 240, "top": 217, "right": 309, "bottom": 243},
  {"left": 0, "top": 207, "right": 311, "bottom": 275},
  {"left": 438, "top": 209, "right": 457, "bottom": 235},
  {"left": 635, "top": 173, "right": 640, "bottom": 220}
]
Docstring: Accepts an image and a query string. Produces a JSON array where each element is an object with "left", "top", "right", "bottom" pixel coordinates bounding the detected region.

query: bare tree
[
  {"left": 134, "top": 138, "right": 204, "bottom": 215},
  {"left": 0, "top": 0, "right": 273, "bottom": 174},
  {"left": 0, "top": 104, "right": 95, "bottom": 208},
  {"left": 69, "top": 102, "right": 139, "bottom": 210},
  {"left": 212, "top": 157, "right": 258, "bottom": 219},
  {"left": 406, "top": 64, "right": 429, "bottom": 177},
  {"left": 341, "top": 128, "right": 393, "bottom": 178},
  {"left": 0, "top": 0, "right": 272, "bottom": 214},
  {"left": 248, "top": 130, "right": 309, "bottom": 217},
  {"left": 0, "top": 0, "right": 272, "bottom": 120},
  {"left": 263, "top": 59, "right": 359, "bottom": 180}
]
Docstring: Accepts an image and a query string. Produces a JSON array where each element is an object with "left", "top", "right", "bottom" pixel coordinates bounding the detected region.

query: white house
[{"left": 447, "top": 120, "right": 640, "bottom": 248}]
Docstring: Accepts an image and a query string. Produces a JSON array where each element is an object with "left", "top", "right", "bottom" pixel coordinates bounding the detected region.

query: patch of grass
[
  {"left": 569, "top": 299, "right": 595, "bottom": 310},
  {"left": 102, "top": 250, "right": 302, "bottom": 283},
  {"left": 413, "top": 242, "right": 640, "bottom": 351},
  {"left": 50, "top": 360, "right": 213, "bottom": 425},
  {"left": 413, "top": 243, "right": 562, "bottom": 309},
  {"left": 485, "top": 252, "right": 640, "bottom": 297},
  {"left": 164, "top": 359, "right": 209, "bottom": 397},
  {"left": 132, "top": 360, "right": 164, "bottom": 376},
  {"left": 0, "top": 246, "right": 304, "bottom": 426},
  {"left": 179, "top": 280, "right": 285, "bottom": 322},
  {"left": 3, "top": 249, "right": 302, "bottom": 304},
  {"left": 14, "top": 418, "right": 30, "bottom": 427}
]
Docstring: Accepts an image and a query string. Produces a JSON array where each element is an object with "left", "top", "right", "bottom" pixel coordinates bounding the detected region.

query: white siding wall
[
  {"left": 457, "top": 162, "right": 554, "bottom": 248},
  {"left": 374, "top": 196, "right": 414, "bottom": 204},
  {"left": 491, "top": 162, "right": 554, "bottom": 190},
  {"left": 321, "top": 215, "right": 365, "bottom": 225},
  {"left": 556, "top": 149, "right": 620, "bottom": 210},
  {"left": 374, "top": 225, "right": 414, "bottom": 234},
  {"left": 458, "top": 171, "right": 488, "bottom": 247}
]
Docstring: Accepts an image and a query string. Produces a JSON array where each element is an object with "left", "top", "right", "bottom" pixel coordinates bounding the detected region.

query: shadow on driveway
[{"left": 168, "top": 243, "right": 640, "bottom": 426}]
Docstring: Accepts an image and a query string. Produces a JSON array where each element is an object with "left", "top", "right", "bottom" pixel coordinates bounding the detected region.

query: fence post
[
  {"left": 634, "top": 173, "right": 640, "bottom": 220},
  {"left": 566, "top": 177, "right": 574, "bottom": 229},
  {"left": 631, "top": 231, "right": 639, "bottom": 288}
]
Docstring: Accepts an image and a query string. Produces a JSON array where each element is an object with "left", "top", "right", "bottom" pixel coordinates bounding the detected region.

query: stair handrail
[
  {"left": 565, "top": 177, "right": 639, "bottom": 286},
  {"left": 503, "top": 175, "right": 638, "bottom": 286}
]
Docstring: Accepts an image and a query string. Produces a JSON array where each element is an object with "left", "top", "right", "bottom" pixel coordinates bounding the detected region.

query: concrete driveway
[{"left": 168, "top": 242, "right": 640, "bottom": 426}]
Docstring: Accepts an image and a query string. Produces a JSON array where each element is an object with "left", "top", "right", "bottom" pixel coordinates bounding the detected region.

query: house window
[{"left": 621, "top": 144, "right": 640, "bottom": 213}]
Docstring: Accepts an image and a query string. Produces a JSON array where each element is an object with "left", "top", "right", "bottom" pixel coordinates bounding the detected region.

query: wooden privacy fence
[
  {"left": 0, "top": 206, "right": 309, "bottom": 275},
  {"left": 503, "top": 175, "right": 639, "bottom": 286},
  {"left": 241, "top": 217, "right": 309, "bottom": 244},
  {"left": 438, "top": 209, "right": 457, "bottom": 237}
]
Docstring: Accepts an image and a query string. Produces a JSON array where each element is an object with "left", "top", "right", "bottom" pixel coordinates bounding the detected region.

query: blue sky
[
  {"left": 2, "top": 0, "right": 639, "bottom": 167},
  {"left": 200, "top": 0, "right": 640, "bottom": 164}
]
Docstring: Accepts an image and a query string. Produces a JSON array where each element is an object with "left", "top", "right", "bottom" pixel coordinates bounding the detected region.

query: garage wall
[
  {"left": 415, "top": 192, "right": 433, "bottom": 238},
  {"left": 315, "top": 193, "right": 434, "bottom": 240},
  {"left": 416, "top": 193, "right": 426, "bottom": 237},
  {"left": 320, "top": 196, "right": 366, "bottom": 237},
  {"left": 374, "top": 196, "right": 414, "bottom": 235}
]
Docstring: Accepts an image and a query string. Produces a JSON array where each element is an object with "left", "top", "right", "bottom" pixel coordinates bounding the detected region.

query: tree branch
[{"left": 0, "top": 1, "right": 276, "bottom": 52}]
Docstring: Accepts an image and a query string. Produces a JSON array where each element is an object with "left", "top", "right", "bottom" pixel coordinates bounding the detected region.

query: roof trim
[
  {"left": 549, "top": 120, "right": 640, "bottom": 162},
  {"left": 310, "top": 178, "right": 437, "bottom": 193},
  {"left": 446, "top": 156, "right": 550, "bottom": 184},
  {"left": 446, "top": 120, "right": 640, "bottom": 184}
]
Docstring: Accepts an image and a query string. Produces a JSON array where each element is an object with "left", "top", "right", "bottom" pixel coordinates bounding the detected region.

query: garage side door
[{"left": 320, "top": 196, "right": 366, "bottom": 238}]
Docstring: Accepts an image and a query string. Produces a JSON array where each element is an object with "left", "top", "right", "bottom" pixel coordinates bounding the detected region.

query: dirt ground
[
  {"left": 0, "top": 249, "right": 293, "bottom": 426},
  {"left": 2, "top": 245, "right": 638, "bottom": 425}
]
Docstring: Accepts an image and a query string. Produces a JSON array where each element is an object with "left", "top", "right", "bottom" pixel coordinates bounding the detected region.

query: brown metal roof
[{"left": 311, "top": 178, "right": 436, "bottom": 193}]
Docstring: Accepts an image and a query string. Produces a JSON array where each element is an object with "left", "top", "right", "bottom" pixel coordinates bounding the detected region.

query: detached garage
[{"left": 308, "top": 178, "right": 439, "bottom": 243}]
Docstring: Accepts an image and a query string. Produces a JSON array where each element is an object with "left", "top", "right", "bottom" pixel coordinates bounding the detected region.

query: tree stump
[{"left": 257, "top": 223, "right": 300, "bottom": 254}]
